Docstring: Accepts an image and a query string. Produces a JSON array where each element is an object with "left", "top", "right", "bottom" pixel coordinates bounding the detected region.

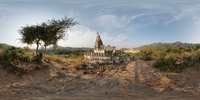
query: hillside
[
  {"left": 0, "top": 43, "right": 11, "bottom": 48},
  {"left": 52, "top": 46, "right": 93, "bottom": 51},
  {"left": 133, "top": 41, "right": 200, "bottom": 50}
]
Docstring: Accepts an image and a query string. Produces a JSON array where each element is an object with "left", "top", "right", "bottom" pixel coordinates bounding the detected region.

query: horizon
[{"left": 1, "top": 0, "right": 200, "bottom": 49}]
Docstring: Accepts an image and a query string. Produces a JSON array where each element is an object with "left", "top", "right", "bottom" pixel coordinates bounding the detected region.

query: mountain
[
  {"left": 133, "top": 41, "right": 200, "bottom": 50},
  {"left": 0, "top": 43, "right": 11, "bottom": 48},
  {"left": 134, "top": 42, "right": 173, "bottom": 50},
  {"left": 171, "top": 41, "right": 199, "bottom": 47},
  {"left": 48, "top": 46, "right": 93, "bottom": 51}
]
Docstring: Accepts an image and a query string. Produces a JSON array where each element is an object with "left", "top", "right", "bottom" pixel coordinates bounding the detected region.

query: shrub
[
  {"left": 140, "top": 49, "right": 159, "bottom": 61},
  {"left": 33, "top": 52, "right": 43, "bottom": 62},
  {"left": 2, "top": 46, "right": 32, "bottom": 62},
  {"left": 153, "top": 56, "right": 186, "bottom": 72},
  {"left": 0, "top": 44, "right": 5, "bottom": 49},
  {"left": 23, "top": 46, "right": 31, "bottom": 52},
  {"left": 1, "top": 47, "right": 34, "bottom": 74}
]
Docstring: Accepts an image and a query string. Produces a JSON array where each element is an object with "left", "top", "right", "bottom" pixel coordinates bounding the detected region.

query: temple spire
[{"left": 94, "top": 32, "right": 103, "bottom": 50}]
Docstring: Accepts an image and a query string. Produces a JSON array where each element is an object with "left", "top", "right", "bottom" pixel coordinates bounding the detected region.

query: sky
[{"left": 0, "top": 0, "right": 200, "bottom": 49}]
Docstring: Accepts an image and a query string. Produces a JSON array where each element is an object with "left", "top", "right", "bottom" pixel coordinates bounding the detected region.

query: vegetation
[
  {"left": 0, "top": 47, "right": 32, "bottom": 74},
  {"left": 0, "top": 44, "right": 5, "bottom": 49},
  {"left": 128, "top": 42, "right": 200, "bottom": 72},
  {"left": 19, "top": 16, "right": 78, "bottom": 57},
  {"left": 152, "top": 49, "right": 200, "bottom": 72}
]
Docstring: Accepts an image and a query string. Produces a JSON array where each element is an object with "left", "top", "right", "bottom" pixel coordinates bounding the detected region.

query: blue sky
[{"left": 0, "top": 0, "right": 200, "bottom": 49}]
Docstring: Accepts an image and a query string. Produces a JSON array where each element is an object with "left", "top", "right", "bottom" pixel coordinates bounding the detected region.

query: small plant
[{"left": 33, "top": 52, "right": 43, "bottom": 62}]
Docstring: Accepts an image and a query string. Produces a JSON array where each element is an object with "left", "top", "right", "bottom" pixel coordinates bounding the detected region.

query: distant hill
[
  {"left": 133, "top": 41, "right": 200, "bottom": 50},
  {"left": 47, "top": 46, "right": 93, "bottom": 53},
  {"left": 171, "top": 41, "right": 199, "bottom": 47},
  {"left": 0, "top": 43, "right": 11, "bottom": 48},
  {"left": 134, "top": 42, "right": 173, "bottom": 50}
]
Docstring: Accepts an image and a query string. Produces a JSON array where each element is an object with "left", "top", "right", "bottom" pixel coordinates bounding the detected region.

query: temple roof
[{"left": 94, "top": 33, "right": 103, "bottom": 49}]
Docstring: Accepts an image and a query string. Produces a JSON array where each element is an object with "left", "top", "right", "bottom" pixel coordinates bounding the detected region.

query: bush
[
  {"left": 140, "top": 49, "right": 159, "bottom": 61},
  {"left": 33, "top": 52, "right": 43, "bottom": 62},
  {"left": 153, "top": 56, "right": 186, "bottom": 73},
  {"left": 1, "top": 47, "right": 34, "bottom": 74},
  {"left": 23, "top": 46, "right": 31, "bottom": 52},
  {"left": 2, "top": 47, "right": 32, "bottom": 62},
  {"left": 0, "top": 44, "right": 5, "bottom": 49}
]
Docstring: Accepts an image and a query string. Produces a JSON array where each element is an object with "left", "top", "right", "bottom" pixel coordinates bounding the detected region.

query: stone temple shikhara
[{"left": 84, "top": 33, "right": 131, "bottom": 64}]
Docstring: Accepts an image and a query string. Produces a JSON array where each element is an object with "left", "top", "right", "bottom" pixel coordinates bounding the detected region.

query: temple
[{"left": 84, "top": 33, "right": 130, "bottom": 64}]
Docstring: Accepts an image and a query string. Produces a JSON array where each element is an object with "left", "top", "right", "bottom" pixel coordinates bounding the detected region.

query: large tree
[
  {"left": 42, "top": 17, "right": 78, "bottom": 57},
  {"left": 19, "top": 25, "right": 43, "bottom": 55},
  {"left": 19, "top": 16, "right": 78, "bottom": 56}
]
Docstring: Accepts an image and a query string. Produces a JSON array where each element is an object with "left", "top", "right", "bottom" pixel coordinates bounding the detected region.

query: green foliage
[
  {"left": 23, "top": 46, "right": 31, "bottom": 52},
  {"left": 0, "top": 44, "right": 5, "bottom": 49},
  {"left": 33, "top": 52, "right": 43, "bottom": 62},
  {"left": 52, "top": 44, "right": 58, "bottom": 54},
  {"left": 116, "top": 50, "right": 123, "bottom": 55},
  {"left": 140, "top": 49, "right": 159, "bottom": 61},
  {"left": 1, "top": 47, "right": 33, "bottom": 74},
  {"left": 153, "top": 56, "right": 185, "bottom": 73},
  {"left": 153, "top": 50, "right": 200, "bottom": 73},
  {"left": 3, "top": 47, "right": 32, "bottom": 62},
  {"left": 19, "top": 16, "right": 78, "bottom": 56}
]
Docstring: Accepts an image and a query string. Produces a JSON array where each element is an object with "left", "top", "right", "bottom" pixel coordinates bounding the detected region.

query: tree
[
  {"left": 19, "top": 24, "right": 44, "bottom": 55},
  {"left": 42, "top": 17, "right": 78, "bottom": 57},
  {"left": 19, "top": 16, "right": 78, "bottom": 57}
]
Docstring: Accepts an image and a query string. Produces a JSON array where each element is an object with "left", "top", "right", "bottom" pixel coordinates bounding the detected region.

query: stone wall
[{"left": 84, "top": 52, "right": 114, "bottom": 60}]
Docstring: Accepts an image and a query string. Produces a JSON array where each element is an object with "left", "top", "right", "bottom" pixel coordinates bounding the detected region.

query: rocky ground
[{"left": 0, "top": 58, "right": 200, "bottom": 100}]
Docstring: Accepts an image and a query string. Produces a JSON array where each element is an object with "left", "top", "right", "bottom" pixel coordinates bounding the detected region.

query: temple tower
[{"left": 94, "top": 33, "right": 105, "bottom": 53}]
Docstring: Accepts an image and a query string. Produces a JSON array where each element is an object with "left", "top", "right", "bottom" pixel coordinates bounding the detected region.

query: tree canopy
[{"left": 19, "top": 16, "right": 78, "bottom": 56}]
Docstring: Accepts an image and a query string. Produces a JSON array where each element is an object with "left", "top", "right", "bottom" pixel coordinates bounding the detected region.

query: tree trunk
[
  {"left": 44, "top": 45, "right": 47, "bottom": 58},
  {"left": 36, "top": 42, "right": 39, "bottom": 55}
]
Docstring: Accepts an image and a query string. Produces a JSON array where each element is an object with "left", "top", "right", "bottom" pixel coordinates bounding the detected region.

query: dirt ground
[{"left": 0, "top": 58, "right": 200, "bottom": 100}]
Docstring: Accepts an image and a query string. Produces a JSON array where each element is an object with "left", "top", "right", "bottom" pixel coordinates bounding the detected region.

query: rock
[
  {"left": 83, "top": 70, "right": 87, "bottom": 74},
  {"left": 97, "top": 71, "right": 101, "bottom": 76},
  {"left": 195, "top": 82, "right": 200, "bottom": 88},
  {"left": 100, "top": 66, "right": 104, "bottom": 72},
  {"left": 162, "top": 86, "right": 174, "bottom": 93},
  {"left": 105, "top": 68, "right": 110, "bottom": 73},
  {"left": 77, "top": 63, "right": 87, "bottom": 70},
  {"left": 197, "top": 66, "right": 200, "bottom": 70},
  {"left": 175, "top": 75, "right": 190, "bottom": 82},
  {"left": 86, "top": 64, "right": 94, "bottom": 69},
  {"left": 118, "top": 69, "right": 122, "bottom": 74},
  {"left": 89, "top": 69, "right": 93, "bottom": 75}
]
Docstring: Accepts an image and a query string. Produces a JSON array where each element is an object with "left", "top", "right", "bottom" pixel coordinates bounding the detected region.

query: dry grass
[
  {"left": 45, "top": 54, "right": 83, "bottom": 68},
  {"left": 146, "top": 74, "right": 176, "bottom": 88}
]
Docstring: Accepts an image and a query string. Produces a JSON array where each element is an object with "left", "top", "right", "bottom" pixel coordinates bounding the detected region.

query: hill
[
  {"left": 0, "top": 43, "right": 11, "bottom": 48},
  {"left": 55, "top": 46, "right": 93, "bottom": 51},
  {"left": 133, "top": 41, "right": 200, "bottom": 50}
]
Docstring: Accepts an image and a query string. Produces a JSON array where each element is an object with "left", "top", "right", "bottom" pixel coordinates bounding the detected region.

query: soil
[{"left": 0, "top": 58, "right": 200, "bottom": 100}]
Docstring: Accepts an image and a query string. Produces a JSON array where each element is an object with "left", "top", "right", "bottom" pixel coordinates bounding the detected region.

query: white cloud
[
  {"left": 58, "top": 25, "right": 97, "bottom": 47},
  {"left": 58, "top": 25, "right": 130, "bottom": 49},
  {"left": 164, "top": 5, "right": 200, "bottom": 25},
  {"left": 91, "top": 12, "right": 158, "bottom": 32}
]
